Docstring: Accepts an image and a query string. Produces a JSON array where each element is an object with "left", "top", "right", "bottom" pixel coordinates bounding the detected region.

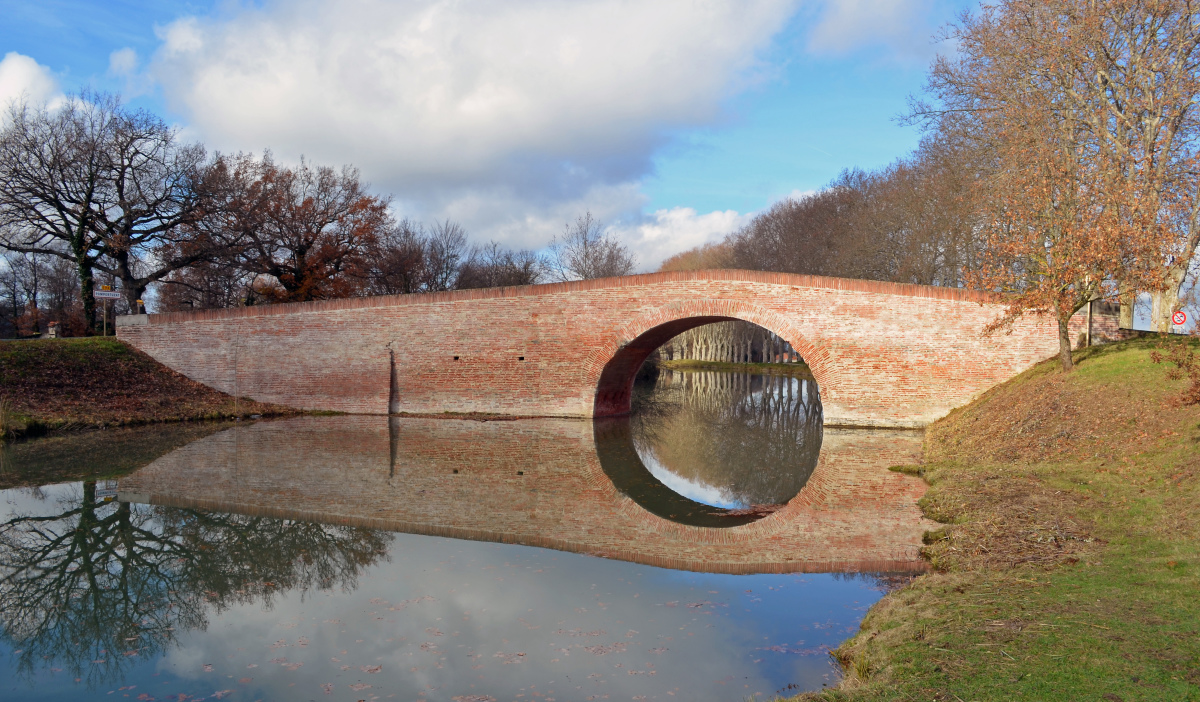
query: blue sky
[{"left": 1, "top": 0, "right": 976, "bottom": 269}]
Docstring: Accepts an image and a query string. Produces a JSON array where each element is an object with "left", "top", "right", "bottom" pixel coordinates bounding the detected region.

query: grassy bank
[
  {"left": 0, "top": 337, "right": 296, "bottom": 441},
  {"left": 796, "top": 338, "right": 1200, "bottom": 701},
  {"left": 655, "top": 358, "right": 814, "bottom": 377}
]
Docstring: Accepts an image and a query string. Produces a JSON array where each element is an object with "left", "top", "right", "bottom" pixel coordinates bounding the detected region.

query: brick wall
[
  {"left": 117, "top": 270, "right": 1109, "bottom": 428},
  {"left": 118, "top": 416, "right": 933, "bottom": 575}
]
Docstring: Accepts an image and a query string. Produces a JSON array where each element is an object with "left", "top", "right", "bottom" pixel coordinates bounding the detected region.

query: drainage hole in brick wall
[
  {"left": 518, "top": 356, "right": 525, "bottom": 361},
  {"left": 454, "top": 356, "right": 460, "bottom": 360}
]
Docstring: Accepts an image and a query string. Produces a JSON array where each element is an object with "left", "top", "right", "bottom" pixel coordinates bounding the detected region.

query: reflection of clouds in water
[
  {"left": 630, "top": 370, "right": 823, "bottom": 508},
  {"left": 149, "top": 533, "right": 862, "bottom": 700},
  {"left": 636, "top": 445, "right": 745, "bottom": 509}
]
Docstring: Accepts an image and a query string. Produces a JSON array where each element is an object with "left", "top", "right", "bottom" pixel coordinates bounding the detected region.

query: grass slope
[
  {"left": 0, "top": 337, "right": 295, "bottom": 439},
  {"left": 795, "top": 337, "right": 1200, "bottom": 702}
]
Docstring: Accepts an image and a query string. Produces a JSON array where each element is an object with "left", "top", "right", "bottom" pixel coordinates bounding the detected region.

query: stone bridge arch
[{"left": 588, "top": 299, "right": 835, "bottom": 417}]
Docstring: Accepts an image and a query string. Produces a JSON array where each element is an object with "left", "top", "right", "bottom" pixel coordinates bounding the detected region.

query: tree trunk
[
  {"left": 1150, "top": 265, "right": 1188, "bottom": 332},
  {"left": 1057, "top": 314, "right": 1074, "bottom": 372},
  {"left": 1118, "top": 282, "right": 1135, "bottom": 329},
  {"left": 76, "top": 258, "right": 96, "bottom": 334}
]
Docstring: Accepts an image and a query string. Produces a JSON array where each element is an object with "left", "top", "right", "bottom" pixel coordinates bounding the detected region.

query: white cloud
[
  {"left": 148, "top": 0, "right": 797, "bottom": 257},
  {"left": 108, "top": 47, "right": 139, "bottom": 76},
  {"left": 806, "top": 0, "right": 942, "bottom": 59},
  {"left": 416, "top": 185, "right": 750, "bottom": 272},
  {"left": 151, "top": 0, "right": 796, "bottom": 188},
  {"left": 609, "top": 206, "right": 752, "bottom": 271},
  {"left": 0, "top": 52, "right": 62, "bottom": 112}
]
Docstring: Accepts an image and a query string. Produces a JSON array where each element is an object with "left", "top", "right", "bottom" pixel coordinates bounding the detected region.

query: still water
[{"left": 0, "top": 371, "right": 931, "bottom": 701}]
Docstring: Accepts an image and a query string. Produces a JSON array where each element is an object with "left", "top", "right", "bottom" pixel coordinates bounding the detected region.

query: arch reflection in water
[
  {"left": 606, "top": 369, "right": 822, "bottom": 527},
  {"left": 117, "top": 415, "right": 931, "bottom": 575}
]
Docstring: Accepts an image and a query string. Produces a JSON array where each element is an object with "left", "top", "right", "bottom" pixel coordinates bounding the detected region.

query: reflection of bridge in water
[{"left": 119, "top": 416, "right": 935, "bottom": 574}]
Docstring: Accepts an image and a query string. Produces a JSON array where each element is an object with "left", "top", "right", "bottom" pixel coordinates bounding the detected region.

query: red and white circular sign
[{"left": 1173, "top": 310, "right": 1188, "bottom": 326}]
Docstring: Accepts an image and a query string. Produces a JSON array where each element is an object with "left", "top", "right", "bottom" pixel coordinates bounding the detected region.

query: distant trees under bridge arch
[{"left": 654, "top": 321, "right": 801, "bottom": 364}]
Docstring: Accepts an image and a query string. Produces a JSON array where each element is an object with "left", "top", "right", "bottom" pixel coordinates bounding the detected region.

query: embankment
[
  {"left": 796, "top": 337, "right": 1200, "bottom": 701},
  {"left": 0, "top": 337, "right": 296, "bottom": 441}
]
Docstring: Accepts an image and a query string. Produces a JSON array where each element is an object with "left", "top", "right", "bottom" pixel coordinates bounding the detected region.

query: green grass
[{"left": 794, "top": 337, "right": 1200, "bottom": 701}]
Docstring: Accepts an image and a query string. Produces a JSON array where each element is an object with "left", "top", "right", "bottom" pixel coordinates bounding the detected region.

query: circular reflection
[{"left": 595, "top": 367, "right": 823, "bottom": 528}]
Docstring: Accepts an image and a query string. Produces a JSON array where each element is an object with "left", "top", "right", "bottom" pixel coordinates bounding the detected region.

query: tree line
[
  {"left": 664, "top": 0, "right": 1200, "bottom": 370},
  {"left": 0, "top": 93, "right": 635, "bottom": 338}
]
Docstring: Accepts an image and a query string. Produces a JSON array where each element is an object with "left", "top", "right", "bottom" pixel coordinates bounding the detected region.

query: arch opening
[{"left": 594, "top": 317, "right": 824, "bottom": 528}]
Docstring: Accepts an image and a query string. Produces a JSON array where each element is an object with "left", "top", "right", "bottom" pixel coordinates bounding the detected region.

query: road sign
[
  {"left": 93, "top": 290, "right": 121, "bottom": 300},
  {"left": 1173, "top": 310, "right": 1188, "bottom": 326}
]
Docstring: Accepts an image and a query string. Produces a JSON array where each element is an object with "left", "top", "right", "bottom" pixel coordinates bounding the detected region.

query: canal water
[{"left": 0, "top": 370, "right": 930, "bottom": 701}]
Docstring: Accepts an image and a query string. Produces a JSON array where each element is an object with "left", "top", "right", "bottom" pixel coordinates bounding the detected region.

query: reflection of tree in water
[
  {"left": 631, "top": 370, "right": 823, "bottom": 507},
  {"left": 0, "top": 481, "right": 391, "bottom": 687}
]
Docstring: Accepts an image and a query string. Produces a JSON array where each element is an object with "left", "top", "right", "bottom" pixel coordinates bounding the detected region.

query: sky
[{"left": 0, "top": 0, "right": 977, "bottom": 271}]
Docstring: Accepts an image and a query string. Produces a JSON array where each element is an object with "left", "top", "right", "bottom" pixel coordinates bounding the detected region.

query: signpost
[
  {"left": 1173, "top": 310, "right": 1188, "bottom": 328},
  {"left": 93, "top": 285, "right": 121, "bottom": 336}
]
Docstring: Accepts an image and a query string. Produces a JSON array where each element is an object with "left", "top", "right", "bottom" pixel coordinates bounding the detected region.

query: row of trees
[
  {"left": 654, "top": 320, "right": 802, "bottom": 364},
  {"left": 0, "top": 94, "right": 636, "bottom": 337},
  {"left": 663, "top": 137, "right": 978, "bottom": 290},
  {"left": 665, "top": 0, "right": 1200, "bottom": 369}
]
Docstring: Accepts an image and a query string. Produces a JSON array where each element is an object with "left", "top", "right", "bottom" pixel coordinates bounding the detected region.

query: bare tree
[
  {"left": 0, "top": 94, "right": 117, "bottom": 330},
  {"left": 549, "top": 212, "right": 636, "bottom": 281},
  {"left": 0, "top": 92, "right": 221, "bottom": 323},
  {"left": 422, "top": 219, "right": 469, "bottom": 292},
  {"left": 359, "top": 218, "right": 430, "bottom": 296},
  {"left": 659, "top": 241, "right": 735, "bottom": 272},
  {"left": 456, "top": 241, "right": 545, "bottom": 289},
  {"left": 158, "top": 259, "right": 259, "bottom": 311}
]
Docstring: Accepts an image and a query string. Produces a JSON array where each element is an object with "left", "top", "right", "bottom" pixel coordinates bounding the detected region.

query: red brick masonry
[
  {"left": 116, "top": 270, "right": 1107, "bottom": 428},
  {"left": 118, "top": 416, "right": 935, "bottom": 575}
]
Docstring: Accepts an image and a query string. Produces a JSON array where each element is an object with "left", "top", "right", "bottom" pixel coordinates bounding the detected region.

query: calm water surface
[{"left": 0, "top": 370, "right": 928, "bottom": 701}]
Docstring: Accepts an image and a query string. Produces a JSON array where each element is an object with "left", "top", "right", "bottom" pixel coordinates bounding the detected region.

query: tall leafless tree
[
  {"left": 549, "top": 211, "right": 636, "bottom": 281},
  {"left": 456, "top": 241, "right": 545, "bottom": 289},
  {"left": 0, "top": 92, "right": 220, "bottom": 323}
]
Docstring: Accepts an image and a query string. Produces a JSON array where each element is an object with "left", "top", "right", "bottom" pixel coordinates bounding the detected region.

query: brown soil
[{"left": 1, "top": 337, "right": 296, "bottom": 437}]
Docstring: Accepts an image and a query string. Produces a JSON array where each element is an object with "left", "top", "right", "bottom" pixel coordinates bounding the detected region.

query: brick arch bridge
[{"left": 118, "top": 269, "right": 1084, "bottom": 428}]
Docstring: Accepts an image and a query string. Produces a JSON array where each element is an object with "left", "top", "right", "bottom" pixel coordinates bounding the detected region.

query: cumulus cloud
[
  {"left": 108, "top": 47, "right": 139, "bottom": 76},
  {"left": 609, "top": 206, "right": 751, "bottom": 271},
  {"left": 0, "top": 52, "right": 62, "bottom": 112},
  {"left": 147, "top": 0, "right": 796, "bottom": 257},
  {"left": 152, "top": 0, "right": 795, "bottom": 187},
  {"left": 806, "top": 0, "right": 943, "bottom": 59}
]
